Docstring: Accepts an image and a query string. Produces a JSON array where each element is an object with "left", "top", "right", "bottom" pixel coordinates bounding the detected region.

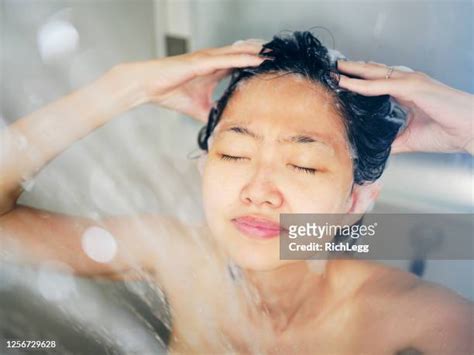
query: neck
[{"left": 237, "top": 260, "right": 333, "bottom": 333}]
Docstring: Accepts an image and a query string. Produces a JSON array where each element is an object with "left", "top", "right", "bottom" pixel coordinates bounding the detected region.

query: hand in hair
[
  {"left": 337, "top": 60, "right": 474, "bottom": 155},
  {"left": 114, "top": 40, "right": 265, "bottom": 122}
]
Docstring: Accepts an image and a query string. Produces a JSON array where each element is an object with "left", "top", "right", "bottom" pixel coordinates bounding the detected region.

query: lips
[{"left": 231, "top": 215, "right": 286, "bottom": 240}]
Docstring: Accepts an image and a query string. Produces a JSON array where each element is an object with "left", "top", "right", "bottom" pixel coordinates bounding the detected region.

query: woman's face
[{"left": 202, "top": 73, "right": 355, "bottom": 271}]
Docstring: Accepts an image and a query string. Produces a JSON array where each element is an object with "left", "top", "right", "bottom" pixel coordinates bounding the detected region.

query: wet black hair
[{"left": 197, "top": 30, "right": 406, "bottom": 185}]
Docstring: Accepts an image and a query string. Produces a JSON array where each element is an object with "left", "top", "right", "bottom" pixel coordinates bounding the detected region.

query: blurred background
[{"left": 1, "top": 0, "right": 473, "bottom": 354}]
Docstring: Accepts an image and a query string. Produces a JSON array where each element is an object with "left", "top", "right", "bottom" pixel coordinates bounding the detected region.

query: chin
[{"left": 209, "top": 220, "right": 292, "bottom": 271}]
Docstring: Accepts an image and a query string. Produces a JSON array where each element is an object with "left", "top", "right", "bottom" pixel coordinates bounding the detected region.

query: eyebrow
[{"left": 218, "top": 124, "right": 335, "bottom": 153}]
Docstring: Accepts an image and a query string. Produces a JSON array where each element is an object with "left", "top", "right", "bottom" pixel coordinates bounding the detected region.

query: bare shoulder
[{"left": 353, "top": 261, "right": 473, "bottom": 354}]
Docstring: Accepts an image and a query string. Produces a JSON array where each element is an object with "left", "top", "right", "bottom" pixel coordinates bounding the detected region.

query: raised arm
[
  {"left": 0, "top": 205, "right": 192, "bottom": 281},
  {"left": 336, "top": 60, "right": 474, "bottom": 155},
  {"left": 0, "top": 66, "right": 143, "bottom": 215},
  {"left": 0, "top": 40, "right": 265, "bottom": 280}
]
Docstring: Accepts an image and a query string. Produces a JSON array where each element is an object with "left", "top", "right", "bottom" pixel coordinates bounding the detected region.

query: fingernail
[
  {"left": 337, "top": 74, "right": 350, "bottom": 86},
  {"left": 335, "top": 59, "right": 348, "bottom": 69},
  {"left": 232, "top": 40, "right": 246, "bottom": 46},
  {"left": 393, "top": 65, "right": 414, "bottom": 73},
  {"left": 245, "top": 38, "right": 266, "bottom": 44}
]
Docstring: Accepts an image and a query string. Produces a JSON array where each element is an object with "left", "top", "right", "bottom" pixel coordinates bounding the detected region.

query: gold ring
[{"left": 385, "top": 66, "right": 394, "bottom": 79}]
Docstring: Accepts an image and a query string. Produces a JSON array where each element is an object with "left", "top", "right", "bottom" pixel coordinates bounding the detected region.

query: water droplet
[
  {"left": 37, "top": 20, "right": 79, "bottom": 61},
  {"left": 81, "top": 226, "right": 117, "bottom": 263},
  {"left": 36, "top": 261, "right": 77, "bottom": 301}
]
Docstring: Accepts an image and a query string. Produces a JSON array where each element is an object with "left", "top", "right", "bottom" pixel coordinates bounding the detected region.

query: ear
[
  {"left": 340, "top": 180, "right": 383, "bottom": 225},
  {"left": 346, "top": 180, "right": 382, "bottom": 213}
]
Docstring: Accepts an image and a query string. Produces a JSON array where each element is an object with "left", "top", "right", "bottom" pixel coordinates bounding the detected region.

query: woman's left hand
[{"left": 336, "top": 60, "right": 474, "bottom": 155}]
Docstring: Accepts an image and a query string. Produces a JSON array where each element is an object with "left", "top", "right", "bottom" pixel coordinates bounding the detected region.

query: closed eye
[
  {"left": 220, "top": 154, "right": 317, "bottom": 175},
  {"left": 220, "top": 154, "right": 248, "bottom": 162},
  {"left": 289, "top": 164, "right": 317, "bottom": 175}
]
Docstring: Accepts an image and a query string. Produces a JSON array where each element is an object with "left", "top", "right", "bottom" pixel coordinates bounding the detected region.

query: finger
[
  {"left": 338, "top": 74, "right": 405, "bottom": 97},
  {"left": 233, "top": 38, "right": 267, "bottom": 46},
  {"left": 194, "top": 106, "right": 212, "bottom": 123},
  {"left": 210, "top": 68, "right": 232, "bottom": 81},
  {"left": 367, "top": 60, "right": 387, "bottom": 67},
  {"left": 390, "top": 111, "right": 423, "bottom": 154},
  {"left": 337, "top": 60, "right": 406, "bottom": 80},
  {"left": 203, "top": 40, "right": 265, "bottom": 56},
  {"left": 390, "top": 134, "right": 413, "bottom": 154},
  {"left": 199, "top": 68, "right": 232, "bottom": 84},
  {"left": 192, "top": 53, "right": 265, "bottom": 76},
  {"left": 202, "top": 69, "right": 232, "bottom": 96}
]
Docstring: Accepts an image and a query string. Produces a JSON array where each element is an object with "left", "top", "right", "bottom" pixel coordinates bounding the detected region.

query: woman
[{"left": 1, "top": 31, "right": 472, "bottom": 354}]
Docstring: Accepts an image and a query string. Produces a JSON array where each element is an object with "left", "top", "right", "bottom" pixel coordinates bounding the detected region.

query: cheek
[
  {"left": 282, "top": 168, "right": 353, "bottom": 213},
  {"left": 202, "top": 163, "right": 240, "bottom": 220},
  {"left": 282, "top": 180, "right": 346, "bottom": 213}
]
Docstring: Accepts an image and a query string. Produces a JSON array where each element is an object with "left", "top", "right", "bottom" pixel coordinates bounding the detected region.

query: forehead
[{"left": 219, "top": 73, "right": 346, "bottom": 138}]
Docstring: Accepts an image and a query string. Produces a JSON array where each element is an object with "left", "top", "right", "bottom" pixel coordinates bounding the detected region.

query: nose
[{"left": 239, "top": 167, "right": 284, "bottom": 209}]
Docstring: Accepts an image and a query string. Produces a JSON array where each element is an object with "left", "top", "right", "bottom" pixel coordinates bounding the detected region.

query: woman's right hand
[
  {"left": 113, "top": 40, "right": 266, "bottom": 122},
  {"left": 0, "top": 41, "right": 265, "bottom": 215}
]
